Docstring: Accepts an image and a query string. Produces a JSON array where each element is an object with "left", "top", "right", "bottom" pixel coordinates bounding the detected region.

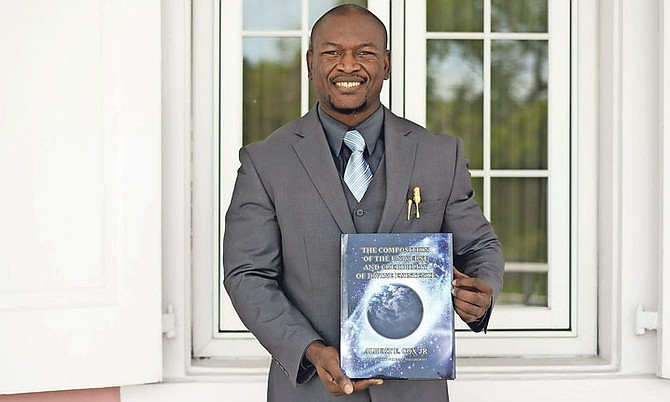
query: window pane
[
  {"left": 491, "top": 0, "right": 548, "bottom": 33},
  {"left": 243, "top": 0, "right": 301, "bottom": 30},
  {"left": 243, "top": 38, "right": 301, "bottom": 145},
  {"left": 426, "top": 40, "right": 483, "bottom": 169},
  {"left": 309, "top": 0, "right": 367, "bottom": 29},
  {"left": 491, "top": 177, "right": 547, "bottom": 262},
  {"left": 499, "top": 271, "right": 548, "bottom": 306},
  {"left": 427, "top": 0, "right": 483, "bottom": 32},
  {"left": 491, "top": 177, "right": 548, "bottom": 306},
  {"left": 491, "top": 40, "right": 548, "bottom": 170}
]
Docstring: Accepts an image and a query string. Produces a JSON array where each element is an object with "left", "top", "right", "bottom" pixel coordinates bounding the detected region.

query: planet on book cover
[{"left": 340, "top": 233, "right": 455, "bottom": 380}]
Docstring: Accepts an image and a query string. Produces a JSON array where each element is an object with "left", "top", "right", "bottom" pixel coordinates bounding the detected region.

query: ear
[
  {"left": 383, "top": 50, "right": 391, "bottom": 80},
  {"left": 306, "top": 49, "right": 314, "bottom": 80}
]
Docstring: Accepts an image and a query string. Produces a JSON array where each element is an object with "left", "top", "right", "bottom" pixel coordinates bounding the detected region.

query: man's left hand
[{"left": 452, "top": 267, "right": 493, "bottom": 323}]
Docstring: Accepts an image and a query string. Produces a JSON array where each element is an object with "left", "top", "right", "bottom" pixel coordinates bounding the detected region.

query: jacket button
[{"left": 355, "top": 208, "right": 365, "bottom": 217}]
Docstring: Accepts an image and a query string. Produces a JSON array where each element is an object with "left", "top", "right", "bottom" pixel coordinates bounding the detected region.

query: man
[{"left": 223, "top": 4, "right": 504, "bottom": 401}]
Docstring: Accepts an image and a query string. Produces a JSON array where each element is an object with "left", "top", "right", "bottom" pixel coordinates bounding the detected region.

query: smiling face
[{"left": 307, "top": 11, "right": 390, "bottom": 127}]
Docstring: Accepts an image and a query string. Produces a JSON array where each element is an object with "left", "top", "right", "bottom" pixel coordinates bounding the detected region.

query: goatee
[{"left": 327, "top": 96, "right": 368, "bottom": 115}]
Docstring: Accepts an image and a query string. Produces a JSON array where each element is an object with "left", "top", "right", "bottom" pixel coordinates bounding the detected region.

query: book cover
[{"left": 340, "top": 233, "right": 455, "bottom": 380}]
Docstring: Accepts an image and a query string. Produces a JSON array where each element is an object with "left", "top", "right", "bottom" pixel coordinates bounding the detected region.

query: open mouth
[{"left": 335, "top": 81, "right": 362, "bottom": 88}]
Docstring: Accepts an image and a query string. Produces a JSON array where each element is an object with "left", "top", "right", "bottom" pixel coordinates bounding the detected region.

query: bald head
[{"left": 310, "top": 4, "right": 388, "bottom": 50}]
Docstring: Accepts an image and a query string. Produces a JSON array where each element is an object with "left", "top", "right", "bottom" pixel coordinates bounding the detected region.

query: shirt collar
[{"left": 317, "top": 104, "right": 384, "bottom": 157}]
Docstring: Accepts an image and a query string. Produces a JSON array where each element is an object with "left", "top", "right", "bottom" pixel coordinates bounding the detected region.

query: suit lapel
[
  {"left": 378, "top": 110, "right": 417, "bottom": 233},
  {"left": 292, "top": 109, "right": 356, "bottom": 234}
]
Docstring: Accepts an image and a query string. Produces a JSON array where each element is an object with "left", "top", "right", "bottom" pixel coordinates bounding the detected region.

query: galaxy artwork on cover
[{"left": 340, "top": 233, "right": 455, "bottom": 380}]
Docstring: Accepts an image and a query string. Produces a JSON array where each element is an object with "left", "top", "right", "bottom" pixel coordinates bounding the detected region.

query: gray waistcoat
[{"left": 343, "top": 156, "right": 387, "bottom": 233}]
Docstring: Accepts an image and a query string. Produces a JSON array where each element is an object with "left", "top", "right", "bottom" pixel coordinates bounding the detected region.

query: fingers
[
  {"left": 352, "top": 378, "right": 384, "bottom": 392},
  {"left": 311, "top": 345, "right": 384, "bottom": 396},
  {"left": 321, "top": 377, "right": 383, "bottom": 397},
  {"left": 313, "top": 347, "right": 350, "bottom": 395},
  {"left": 332, "top": 370, "right": 354, "bottom": 395},
  {"left": 452, "top": 271, "right": 493, "bottom": 323},
  {"left": 318, "top": 368, "right": 351, "bottom": 396},
  {"left": 452, "top": 266, "right": 469, "bottom": 279},
  {"left": 312, "top": 346, "right": 356, "bottom": 396},
  {"left": 330, "top": 369, "right": 384, "bottom": 395},
  {"left": 453, "top": 275, "right": 493, "bottom": 297},
  {"left": 453, "top": 288, "right": 488, "bottom": 317},
  {"left": 453, "top": 295, "right": 488, "bottom": 322}
]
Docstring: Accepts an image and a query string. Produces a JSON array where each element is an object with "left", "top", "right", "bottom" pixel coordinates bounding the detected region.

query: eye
[{"left": 357, "top": 50, "right": 377, "bottom": 58}]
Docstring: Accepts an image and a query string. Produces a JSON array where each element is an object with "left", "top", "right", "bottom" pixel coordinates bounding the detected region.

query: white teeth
[{"left": 335, "top": 82, "right": 361, "bottom": 88}]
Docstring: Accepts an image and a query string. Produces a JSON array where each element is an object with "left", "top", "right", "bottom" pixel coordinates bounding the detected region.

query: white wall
[{"left": 0, "top": 0, "right": 162, "bottom": 394}]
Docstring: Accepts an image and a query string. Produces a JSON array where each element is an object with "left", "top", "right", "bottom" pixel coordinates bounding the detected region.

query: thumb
[
  {"left": 334, "top": 372, "right": 354, "bottom": 395},
  {"left": 452, "top": 266, "right": 469, "bottom": 279}
]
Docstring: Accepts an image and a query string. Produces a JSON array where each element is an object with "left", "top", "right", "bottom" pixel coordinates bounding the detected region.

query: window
[
  {"left": 194, "top": 0, "right": 596, "bottom": 359},
  {"left": 404, "top": 0, "right": 571, "bottom": 331}
]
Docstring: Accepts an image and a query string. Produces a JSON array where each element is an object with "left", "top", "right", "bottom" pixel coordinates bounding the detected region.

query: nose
[{"left": 337, "top": 51, "right": 361, "bottom": 73}]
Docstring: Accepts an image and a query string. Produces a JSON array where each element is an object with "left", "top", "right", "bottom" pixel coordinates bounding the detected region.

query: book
[{"left": 340, "top": 233, "right": 455, "bottom": 380}]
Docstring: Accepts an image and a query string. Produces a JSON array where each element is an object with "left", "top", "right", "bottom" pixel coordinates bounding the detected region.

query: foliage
[{"left": 242, "top": 41, "right": 302, "bottom": 145}]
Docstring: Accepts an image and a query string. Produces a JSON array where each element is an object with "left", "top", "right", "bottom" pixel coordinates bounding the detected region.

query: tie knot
[{"left": 343, "top": 130, "right": 366, "bottom": 153}]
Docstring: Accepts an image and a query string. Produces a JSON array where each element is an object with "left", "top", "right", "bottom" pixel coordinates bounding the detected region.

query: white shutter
[
  {"left": 661, "top": 0, "right": 670, "bottom": 380},
  {"left": 0, "top": 0, "right": 161, "bottom": 393}
]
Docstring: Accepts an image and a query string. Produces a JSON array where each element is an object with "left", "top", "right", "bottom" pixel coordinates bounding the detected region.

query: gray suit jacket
[{"left": 223, "top": 106, "right": 504, "bottom": 402}]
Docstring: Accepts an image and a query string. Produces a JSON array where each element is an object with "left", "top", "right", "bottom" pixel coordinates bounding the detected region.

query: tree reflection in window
[
  {"left": 426, "top": 0, "right": 550, "bottom": 307},
  {"left": 242, "top": 0, "right": 367, "bottom": 146},
  {"left": 243, "top": 38, "right": 302, "bottom": 145}
]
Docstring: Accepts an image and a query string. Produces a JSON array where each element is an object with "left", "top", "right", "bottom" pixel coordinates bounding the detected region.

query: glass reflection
[
  {"left": 491, "top": 177, "right": 548, "bottom": 306},
  {"left": 492, "top": 0, "right": 548, "bottom": 33},
  {"left": 499, "top": 272, "right": 547, "bottom": 306},
  {"left": 309, "top": 0, "right": 367, "bottom": 29},
  {"left": 243, "top": 0, "right": 301, "bottom": 30},
  {"left": 243, "top": 38, "right": 302, "bottom": 145},
  {"left": 491, "top": 40, "right": 548, "bottom": 170},
  {"left": 491, "top": 177, "right": 547, "bottom": 263},
  {"left": 427, "top": 40, "right": 483, "bottom": 169},
  {"left": 427, "top": 0, "right": 483, "bottom": 32}
]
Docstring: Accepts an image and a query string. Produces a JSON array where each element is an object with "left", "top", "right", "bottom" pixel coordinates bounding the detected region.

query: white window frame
[
  {"left": 659, "top": 0, "right": 670, "bottom": 379},
  {"left": 192, "top": 0, "right": 597, "bottom": 363}
]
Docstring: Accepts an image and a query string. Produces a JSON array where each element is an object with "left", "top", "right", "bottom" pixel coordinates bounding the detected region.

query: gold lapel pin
[{"left": 413, "top": 186, "right": 421, "bottom": 219}]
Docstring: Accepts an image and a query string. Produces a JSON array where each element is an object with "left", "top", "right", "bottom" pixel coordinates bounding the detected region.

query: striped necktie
[{"left": 343, "top": 129, "right": 373, "bottom": 202}]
